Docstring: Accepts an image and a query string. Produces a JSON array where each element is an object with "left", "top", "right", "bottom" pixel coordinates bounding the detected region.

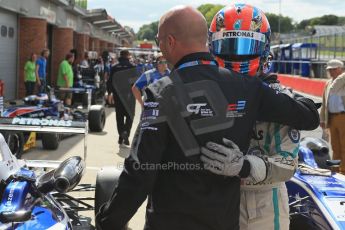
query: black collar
[
  {"left": 174, "top": 52, "right": 214, "bottom": 69},
  {"left": 118, "top": 57, "right": 131, "bottom": 65}
]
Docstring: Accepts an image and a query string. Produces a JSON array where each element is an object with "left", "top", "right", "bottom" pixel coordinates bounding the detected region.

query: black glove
[{"left": 295, "top": 97, "right": 319, "bottom": 111}]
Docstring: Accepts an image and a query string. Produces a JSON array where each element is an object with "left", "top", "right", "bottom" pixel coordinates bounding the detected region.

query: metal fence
[
  {"left": 270, "top": 32, "right": 345, "bottom": 78},
  {"left": 271, "top": 60, "right": 329, "bottom": 79},
  {"left": 279, "top": 32, "right": 345, "bottom": 61}
]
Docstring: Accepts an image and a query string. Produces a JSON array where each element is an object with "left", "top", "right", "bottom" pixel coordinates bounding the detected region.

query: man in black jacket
[
  {"left": 110, "top": 50, "right": 135, "bottom": 145},
  {"left": 96, "top": 6, "right": 319, "bottom": 230}
]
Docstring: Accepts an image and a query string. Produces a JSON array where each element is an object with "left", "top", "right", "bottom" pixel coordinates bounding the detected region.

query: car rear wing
[{"left": 0, "top": 117, "right": 88, "bottom": 163}]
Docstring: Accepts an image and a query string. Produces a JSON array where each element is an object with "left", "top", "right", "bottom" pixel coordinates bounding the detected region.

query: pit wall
[{"left": 277, "top": 74, "right": 327, "bottom": 97}]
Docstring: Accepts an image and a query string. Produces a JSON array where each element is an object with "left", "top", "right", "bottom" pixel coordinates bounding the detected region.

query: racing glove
[
  {"left": 201, "top": 138, "right": 244, "bottom": 177},
  {"left": 243, "top": 155, "right": 267, "bottom": 184},
  {"left": 295, "top": 97, "right": 319, "bottom": 111},
  {"left": 201, "top": 139, "right": 267, "bottom": 182}
]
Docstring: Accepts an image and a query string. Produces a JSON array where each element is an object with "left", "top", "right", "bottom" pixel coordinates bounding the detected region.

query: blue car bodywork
[{"left": 288, "top": 137, "right": 345, "bottom": 230}]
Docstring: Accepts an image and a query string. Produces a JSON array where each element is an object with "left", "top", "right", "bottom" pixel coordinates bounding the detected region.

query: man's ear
[{"left": 167, "top": 34, "right": 175, "bottom": 48}]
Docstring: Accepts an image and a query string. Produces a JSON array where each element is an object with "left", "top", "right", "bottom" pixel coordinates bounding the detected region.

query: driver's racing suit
[{"left": 240, "top": 87, "right": 299, "bottom": 230}]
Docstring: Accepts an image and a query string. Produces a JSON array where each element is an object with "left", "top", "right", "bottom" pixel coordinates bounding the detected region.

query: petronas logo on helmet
[
  {"left": 223, "top": 31, "right": 254, "bottom": 38},
  {"left": 234, "top": 20, "right": 242, "bottom": 30}
]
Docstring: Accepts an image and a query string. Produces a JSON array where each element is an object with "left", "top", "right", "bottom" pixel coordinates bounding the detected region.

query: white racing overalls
[{"left": 240, "top": 121, "right": 300, "bottom": 230}]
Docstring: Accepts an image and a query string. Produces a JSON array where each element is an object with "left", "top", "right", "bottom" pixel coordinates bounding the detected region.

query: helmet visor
[{"left": 210, "top": 30, "right": 267, "bottom": 59}]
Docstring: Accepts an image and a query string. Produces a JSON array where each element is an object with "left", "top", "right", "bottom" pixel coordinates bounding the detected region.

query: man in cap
[
  {"left": 320, "top": 59, "right": 345, "bottom": 173},
  {"left": 132, "top": 52, "right": 170, "bottom": 107}
]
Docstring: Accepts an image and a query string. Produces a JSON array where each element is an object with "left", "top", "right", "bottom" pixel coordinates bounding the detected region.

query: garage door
[{"left": 0, "top": 8, "right": 17, "bottom": 99}]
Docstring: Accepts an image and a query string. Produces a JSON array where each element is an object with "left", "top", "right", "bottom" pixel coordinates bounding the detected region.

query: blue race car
[
  {"left": 1, "top": 89, "right": 105, "bottom": 158},
  {"left": 0, "top": 117, "right": 115, "bottom": 230},
  {"left": 288, "top": 137, "right": 345, "bottom": 230},
  {"left": 0, "top": 132, "right": 95, "bottom": 230}
]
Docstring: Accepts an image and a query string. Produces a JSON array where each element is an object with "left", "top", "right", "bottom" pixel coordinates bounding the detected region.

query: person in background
[
  {"left": 106, "top": 56, "right": 117, "bottom": 106},
  {"left": 57, "top": 53, "right": 74, "bottom": 106},
  {"left": 24, "top": 53, "right": 37, "bottom": 96},
  {"left": 70, "top": 49, "right": 79, "bottom": 87},
  {"left": 80, "top": 52, "right": 90, "bottom": 68},
  {"left": 135, "top": 58, "right": 145, "bottom": 76},
  {"left": 136, "top": 58, "right": 146, "bottom": 75},
  {"left": 93, "top": 56, "right": 105, "bottom": 78},
  {"left": 145, "top": 59, "right": 154, "bottom": 71},
  {"left": 320, "top": 59, "right": 345, "bottom": 173},
  {"left": 103, "top": 55, "right": 111, "bottom": 105},
  {"left": 36, "top": 49, "right": 50, "bottom": 93},
  {"left": 132, "top": 53, "right": 170, "bottom": 107},
  {"left": 110, "top": 56, "right": 117, "bottom": 67},
  {"left": 110, "top": 50, "right": 135, "bottom": 146}
]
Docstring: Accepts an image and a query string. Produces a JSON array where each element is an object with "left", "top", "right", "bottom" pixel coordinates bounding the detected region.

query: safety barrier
[{"left": 277, "top": 74, "right": 327, "bottom": 97}]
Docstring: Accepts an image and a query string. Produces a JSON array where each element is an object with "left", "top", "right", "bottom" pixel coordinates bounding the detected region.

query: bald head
[{"left": 159, "top": 5, "right": 208, "bottom": 49}]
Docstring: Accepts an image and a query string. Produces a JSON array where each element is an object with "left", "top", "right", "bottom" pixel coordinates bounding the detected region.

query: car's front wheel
[
  {"left": 2, "top": 132, "right": 24, "bottom": 159},
  {"left": 89, "top": 107, "right": 106, "bottom": 132}
]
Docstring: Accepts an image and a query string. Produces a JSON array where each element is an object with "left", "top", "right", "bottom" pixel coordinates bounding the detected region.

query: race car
[
  {"left": 0, "top": 119, "right": 120, "bottom": 230},
  {"left": 0, "top": 90, "right": 105, "bottom": 158},
  {"left": 74, "top": 64, "right": 106, "bottom": 106},
  {"left": 0, "top": 120, "right": 93, "bottom": 229},
  {"left": 0, "top": 94, "right": 65, "bottom": 158},
  {"left": 288, "top": 137, "right": 345, "bottom": 230}
]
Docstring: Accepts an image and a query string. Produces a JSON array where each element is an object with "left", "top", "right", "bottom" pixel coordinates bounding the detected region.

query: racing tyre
[
  {"left": 89, "top": 107, "right": 106, "bottom": 132},
  {"left": 3, "top": 132, "right": 24, "bottom": 159},
  {"left": 95, "top": 167, "right": 121, "bottom": 215},
  {"left": 41, "top": 133, "right": 60, "bottom": 150},
  {"left": 95, "top": 167, "right": 128, "bottom": 229}
]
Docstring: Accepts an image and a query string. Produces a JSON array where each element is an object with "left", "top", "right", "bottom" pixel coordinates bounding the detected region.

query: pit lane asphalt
[{"left": 22, "top": 92, "right": 323, "bottom": 229}]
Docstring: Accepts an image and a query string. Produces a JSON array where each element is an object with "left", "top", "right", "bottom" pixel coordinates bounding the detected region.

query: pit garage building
[{"left": 0, "top": 0, "right": 133, "bottom": 99}]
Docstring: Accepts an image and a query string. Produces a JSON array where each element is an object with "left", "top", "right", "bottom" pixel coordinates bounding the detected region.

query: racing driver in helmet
[{"left": 201, "top": 4, "right": 301, "bottom": 230}]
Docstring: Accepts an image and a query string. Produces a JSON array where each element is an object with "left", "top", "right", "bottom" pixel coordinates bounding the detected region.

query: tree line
[{"left": 136, "top": 4, "right": 345, "bottom": 41}]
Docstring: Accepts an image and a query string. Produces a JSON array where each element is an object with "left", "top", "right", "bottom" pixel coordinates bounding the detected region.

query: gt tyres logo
[
  {"left": 186, "top": 103, "right": 214, "bottom": 117},
  {"left": 187, "top": 103, "right": 207, "bottom": 114},
  {"left": 12, "top": 117, "right": 72, "bottom": 127}
]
